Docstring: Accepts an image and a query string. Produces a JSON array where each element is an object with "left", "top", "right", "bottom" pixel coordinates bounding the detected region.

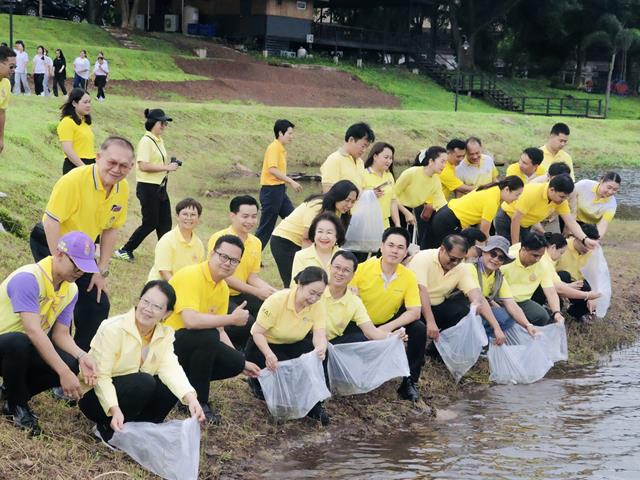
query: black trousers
[
  {"left": 532, "top": 270, "right": 592, "bottom": 319},
  {"left": 426, "top": 294, "right": 471, "bottom": 359},
  {"left": 94, "top": 75, "right": 107, "bottom": 99},
  {"left": 52, "top": 75, "right": 67, "bottom": 96},
  {"left": 256, "top": 184, "right": 295, "bottom": 250},
  {"left": 381, "top": 310, "right": 425, "bottom": 382},
  {"left": 79, "top": 373, "right": 178, "bottom": 426},
  {"left": 494, "top": 207, "right": 530, "bottom": 244},
  {"left": 244, "top": 336, "right": 314, "bottom": 368},
  {"left": 122, "top": 182, "right": 172, "bottom": 255},
  {"left": 226, "top": 292, "right": 261, "bottom": 350},
  {"left": 33, "top": 73, "right": 45, "bottom": 95},
  {"left": 270, "top": 235, "right": 300, "bottom": 288},
  {"left": 29, "top": 222, "right": 110, "bottom": 351},
  {"left": 330, "top": 321, "right": 368, "bottom": 345},
  {"left": 429, "top": 205, "right": 462, "bottom": 249},
  {"left": 0, "top": 332, "right": 78, "bottom": 407},
  {"left": 173, "top": 328, "right": 245, "bottom": 404},
  {"left": 62, "top": 157, "right": 95, "bottom": 175},
  {"left": 73, "top": 74, "right": 87, "bottom": 90}
]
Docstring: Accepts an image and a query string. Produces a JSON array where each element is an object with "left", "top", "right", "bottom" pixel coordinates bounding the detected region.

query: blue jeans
[{"left": 483, "top": 306, "right": 516, "bottom": 338}]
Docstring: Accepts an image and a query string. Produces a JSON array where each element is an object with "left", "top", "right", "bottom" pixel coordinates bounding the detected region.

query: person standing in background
[
  {"left": 12, "top": 41, "right": 30, "bottom": 95},
  {"left": 57, "top": 88, "right": 95, "bottom": 174},
  {"left": 32, "top": 46, "right": 47, "bottom": 96},
  {"left": 72, "top": 50, "right": 90, "bottom": 90},
  {"left": 43, "top": 48, "right": 53, "bottom": 96},
  {"left": 92, "top": 54, "right": 109, "bottom": 101},
  {"left": 0, "top": 46, "right": 16, "bottom": 209},
  {"left": 540, "top": 123, "right": 574, "bottom": 180},
  {"left": 52, "top": 49, "right": 67, "bottom": 97}
]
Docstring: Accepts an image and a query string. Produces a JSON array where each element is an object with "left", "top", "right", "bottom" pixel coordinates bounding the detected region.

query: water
[
  {"left": 576, "top": 168, "right": 640, "bottom": 220},
  {"left": 266, "top": 344, "right": 640, "bottom": 479}
]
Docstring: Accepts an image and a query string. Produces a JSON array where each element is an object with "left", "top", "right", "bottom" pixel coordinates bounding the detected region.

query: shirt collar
[
  {"left": 338, "top": 147, "right": 355, "bottom": 162},
  {"left": 122, "top": 308, "right": 168, "bottom": 344},
  {"left": 92, "top": 164, "right": 120, "bottom": 194},
  {"left": 201, "top": 261, "right": 216, "bottom": 285},
  {"left": 286, "top": 286, "right": 312, "bottom": 315},
  {"left": 323, "top": 287, "right": 349, "bottom": 304}
]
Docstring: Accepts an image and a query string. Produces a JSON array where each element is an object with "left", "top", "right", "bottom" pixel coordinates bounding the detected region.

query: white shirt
[
  {"left": 33, "top": 55, "right": 47, "bottom": 74},
  {"left": 73, "top": 57, "right": 91, "bottom": 79},
  {"left": 93, "top": 61, "right": 109, "bottom": 76},
  {"left": 45, "top": 56, "right": 53, "bottom": 73},
  {"left": 456, "top": 153, "right": 497, "bottom": 187},
  {"left": 14, "top": 51, "right": 28, "bottom": 74},
  {"left": 575, "top": 179, "right": 617, "bottom": 224}
]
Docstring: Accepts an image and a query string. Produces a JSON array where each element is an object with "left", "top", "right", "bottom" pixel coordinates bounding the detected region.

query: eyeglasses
[
  {"left": 139, "top": 297, "right": 166, "bottom": 313},
  {"left": 445, "top": 250, "right": 465, "bottom": 265},
  {"left": 215, "top": 251, "right": 241, "bottom": 266},
  {"left": 488, "top": 250, "right": 508, "bottom": 263},
  {"left": 331, "top": 265, "right": 353, "bottom": 275}
]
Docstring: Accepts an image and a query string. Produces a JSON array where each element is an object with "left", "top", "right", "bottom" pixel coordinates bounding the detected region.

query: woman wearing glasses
[
  {"left": 79, "top": 280, "right": 205, "bottom": 447},
  {"left": 115, "top": 108, "right": 179, "bottom": 262}
]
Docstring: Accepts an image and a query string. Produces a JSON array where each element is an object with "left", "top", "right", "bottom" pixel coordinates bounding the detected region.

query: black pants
[
  {"left": 532, "top": 270, "right": 592, "bottom": 319},
  {"left": 430, "top": 294, "right": 471, "bottom": 331},
  {"left": 494, "top": 207, "right": 530, "bottom": 244},
  {"left": 52, "top": 75, "right": 67, "bottom": 97},
  {"left": 29, "top": 222, "right": 110, "bottom": 351},
  {"left": 79, "top": 373, "right": 178, "bottom": 426},
  {"left": 226, "top": 293, "right": 261, "bottom": 350},
  {"left": 415, "top": 204, "right": 438, "bottom": 250},
  {"left": 122, "top": 182, "right": 172, "bottom": 255},
  {"left": 33, "top": 73, "right": 45, "bottom": 95},
  {"left": 429, "top": 205, "right": 462, "bottom": 249},
  {"left": 173, "top": 328, "right": 245, "bottom": 404},
  {"left": 330, "top": 321, "right": 368, "bottom": 345},
  {"left": 62, "top": 157, "right": 95, "bottom": 175},
  {"left": 256, "top": 184, "right": 295, "bottom": 250},
  {"left": 94, "top": 75, "right": 107, "bottom": 99},
  {"left": 244, "top": 336, "right": 314, "bottom": 368},
  {"left": 0, "top": 332, "right": 78, "bottom": 407},
  {"left": 270, "top": 235, "right": 300, "bottom": 287}
]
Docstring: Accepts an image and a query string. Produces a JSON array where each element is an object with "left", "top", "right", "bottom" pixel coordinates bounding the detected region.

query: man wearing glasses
[
  {"left": 166, "top": 234, "right": 261, "bottom": 424},
  {"left": 408, "top": 234, "right": 506, "bottom": 359}
]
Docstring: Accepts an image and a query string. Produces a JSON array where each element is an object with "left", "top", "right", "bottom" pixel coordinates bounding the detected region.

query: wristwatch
[{"left": 100, "top": 269, "right": 110, "bottom": 278}]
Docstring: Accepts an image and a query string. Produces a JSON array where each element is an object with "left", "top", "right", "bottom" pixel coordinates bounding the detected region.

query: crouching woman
[{"left": 79, "top": 280, "right": 204, "bottom": 444}]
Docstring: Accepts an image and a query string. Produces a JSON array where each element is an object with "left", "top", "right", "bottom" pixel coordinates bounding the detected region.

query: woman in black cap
[{"left": 115, "top": 108, "right": 179, "bottom": 262}]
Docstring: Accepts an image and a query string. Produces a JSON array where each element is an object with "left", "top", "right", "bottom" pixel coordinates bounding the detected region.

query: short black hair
[
  {"left": 344, "top": 122, "right": 375, "bottom": 143},
  {"left": 459, "top": 227, "right": 487, "bottom": 246},
  {"left": 331, "top": 249, "right": 358, "bottom": 270},
  {"left": 274, "top": 119, "right": 294, "bottom": 138},
  {"left": 213, "top": 234, "right": 245, "bottom": 257},
  {"left": 544, "top": 232, "right": 567, "bottom": 249},
  {"left": 230, "top": 195, "right": 259, "bottom": 213},
  {"left": 523, "top": 147, "right": 544, "bottom": 166},
  {"left": 446, "top": 138, "right": 467, "bottom": 151},
  {"left": 548, "top": 162, "right": 572, "bottom": 177},
  {"left": 140, "top": 280, "right": 177, "bottom": 312},
  {"left": 381, "top": 227, "right": 410, "bottom": 247},
  {"left": 443, "top": 234, "right": 469, "bottom": 252},
  {"left": 14, "top": 40, "right": 24, "bottom": 48},
  {"left": 308, "top": 212, "right": 346, "bottom": 246},
  {"left": 522, "top": 231, "right": 548, "bottom": 250},
  {"left": 0, "top": 46, "right": 16, "bottom": 62},
  {"left": 580, "top": 223, "right": 600, "bottom": 240},
  {"left": 550, "top": 123, "right": 570, "bottom": 136},
  {"left": 549, "top": 174, "right": 574, "bottom": 194},
  {"left": 293, "top": 266, "right": 329, "bottom": 286},
  {"left": 175, "top": 197, "right": 203, "bottom": 216}
]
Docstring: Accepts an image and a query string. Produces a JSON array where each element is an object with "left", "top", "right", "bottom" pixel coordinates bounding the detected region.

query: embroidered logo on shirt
[{"left": 111, "top": 205, "right": 123, "bottom": 212}]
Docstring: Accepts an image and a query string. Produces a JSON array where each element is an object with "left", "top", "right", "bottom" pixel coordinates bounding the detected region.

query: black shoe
[
  {"left": 0, "top": 384, "right": 5, "bottom": 403},
  {"left": 201, "top": 402, "right": 221, "bottom": 425},
  {"left": 93, "top": 423, "right": 116, "bottom": 450},
  {"left": 397, "top": 377, "right": 420, "bottom": 402},
  {"left": 578, "top": 313, "right": 594, "bottom": 325},
  {"left": 3, "top": 403, "right": 42, "bottom": 436},
  {"left": 247, "top": 378, "right": 265, "bottom": 400},
  {"left": 307, "top": 402, "right": 330, "bottom": 426},
  {"left": 51, "top": 386, "right": 78, "bottom": 406}
]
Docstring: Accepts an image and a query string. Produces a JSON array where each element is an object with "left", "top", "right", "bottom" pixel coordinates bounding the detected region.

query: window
[{"left": 297, "top": 1, "right": 307, "bottom": 10}]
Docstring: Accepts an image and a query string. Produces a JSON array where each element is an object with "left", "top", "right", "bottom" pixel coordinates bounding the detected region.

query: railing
[
  {"left": 312, "top": 23, "right": 425, "bottom": 51},
  {"left": 512, "top": 97, "right": 604, "bottom": 117}
]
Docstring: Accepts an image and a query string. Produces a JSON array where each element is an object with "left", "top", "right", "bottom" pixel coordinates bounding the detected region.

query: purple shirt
[{"left": 6, "top": 272, "right": 77, "bottom": 327}]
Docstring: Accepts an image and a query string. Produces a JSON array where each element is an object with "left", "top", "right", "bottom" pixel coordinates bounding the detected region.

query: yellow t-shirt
[
  {"left": 320, "top": 149, "right": 365, "bottom": 190},
  {"left": 272, "top": 199, "right": 323, "bottom": 247},
  {"left": 260, "top": 140, "right": 287, "bottom": 186},
  {"left": 57, "top": 116, "right": 95, "bottom": 159},
  {"left": 135, "top": 133, "right": 167, "bottom": 185},
  {"left": 556, "top": 238, "right": 592, "bottom": 282},
  {"left": 449, "top": 185, "right": 502, "bottom": 228},
  {"left": 500, "top": 244, "right": 555, "bottom": 302},
  {"left": 252, "top": 288, "right": 326, "bottom": 344},
  {"left": 165, "top": 262, "right": 229, "bottom": 330},
  {"left": 455, "top": 155, "right": 498, "bottom": 187},
  {"left": 540, "top": 251, "right": 561, "bottom": 283},
  {"left": 321, "top": 288, "right": 370, "bottom": 341},
  {"left": 394, "top": 166, "right": 446, "bottom": 209},
  {"left": 540, "top": 145, "right": 574, "bottom": 180},
  {"left": 363, "top": 168, "right": 395, "bottom": 228},
  {"left": 350, "top": 258, "right": 421, "bottom": 325},
  {"left": 408, "top": 249, "right": 477, "bottom": 306},
  {"left": 465, "top": 262, "right": 513, "bottom": 299},
  {"left": 44, "top": 164, "right": 129, "bottom": 240},
  {"left": 207, "top": 227, "right": 262, "bottom": 296},
  {"left": 440, "top": 161, "right": 464, "bottom": 200},
  {"left": 506, "top": 162, "right": 545, "bottom": 184},
  {"left": 575, "top": 179, "right": 616, "bottom": 224},
  {"left": 147, "top": 227, "right": 205, "bottom": 282},
  {"left": 501, "top": 182, "right": 570, "bottom": 228},
  {"left": 0, "top": 78, "right": 11, "bottom": 110},
  {"left": 290, "top": 245, "right": 339, "bottom": 287}
]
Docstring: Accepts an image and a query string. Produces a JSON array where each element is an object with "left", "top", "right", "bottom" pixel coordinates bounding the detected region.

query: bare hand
[
  {"left": 584, "top": 238, "right": 599, "bottom": 250},
  {"left": 391, "top": 327, "right": 408, "bottom": 342},
  {"left": 79, "top": 354, "right": 98, "bottom": 387},
  {"left": 290, "top": 180, "right": 303, "bottom": 193},
  {"left": 426, "top": 320, "right": 440, "bottom": 341},
  {"left": 230, "top": 301, "right": 249, "bottom": 326},
  {"left": 314, "top": 344, "right": 327, "bottom": 361},
  {"left": 493, "top": 327, "right": 506, "bottom": 346},
  {"left": 109, "top": 407, "right": 125, "bottom": 432},
  {"left": 587, "top": 299, "right": 597, "bottom": 314},
  {"left": 243, "top": 361, "right": 261, "bottom": 378},
  {"left": 373, "top": 187, "right": 384, "bottom": 198},
  {"left": 60, "top": 369, "right": 83, "bottom": 400},
  {"left": 553, "top": 312, "right": 565, "bottom": 324},
  {"left": 568, "top": 280, "right": 584, "bottom": 289},
  {"left": 265, "top": 353, "right": 278, "bottom": 372},
  {"left": 166, "top": 162, "right": 179, "bottom": 172},
  {"left": 185, "top": 394, "right": 205, "bottom": 423},
  {"left": 88, "top": 272, "right": 108, "bottom": 303},
  {"left": 526, "top": 324, "right": 538, "bottom": 337},
  {"left": 404, "top": 212, "right": 416, "bottom": 226}
]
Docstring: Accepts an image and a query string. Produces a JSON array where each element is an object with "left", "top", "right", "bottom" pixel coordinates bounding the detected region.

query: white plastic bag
[
  {"left": 505, "top": 323, "right": 568, "bottom": 363},
  {"left": 488, "top": 340, "right": 553, "bottom": 384},
  {"left": 580, "top": 246, "right": 611, "bottom": 318},
  {"left": 258, "top": 351, "right": 331, "bottom": 420},
  {"left": 434, "top": 307, "right": 488, "bottom": 382},
  {"left": 109, "top": 416, "right": 200, "bottom": 480},
  {"left": 344, "top": 189, "right": 385, "bottom": 252},
  {"left": 327, "top": 335, "right": 410, "bottom": 396}
]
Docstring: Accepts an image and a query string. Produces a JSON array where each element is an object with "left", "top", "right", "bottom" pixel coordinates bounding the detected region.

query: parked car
[{"left": 0, "top": 0, "right": 85, "bottom": 23}]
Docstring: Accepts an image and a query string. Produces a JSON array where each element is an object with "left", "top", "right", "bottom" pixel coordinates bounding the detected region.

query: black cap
[{"left": 146, "top": 108, "right": 172, "bottom": 123}]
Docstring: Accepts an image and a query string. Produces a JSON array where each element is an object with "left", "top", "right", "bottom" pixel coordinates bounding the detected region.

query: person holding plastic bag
[
  {"left": 574, "top": 172, "right": 620, "bottom": 239},
  {"left": 465, "top": 235, "right": 538, "bottom": 339},
  {"left": 290, "top": 212, "right": 344, "bottom": 286},
  {"left": 245, "top": 266, "right": 330, "bottom": 425},
  {"left": 79, "top": 280, "right": 205, "bottom": 446}
]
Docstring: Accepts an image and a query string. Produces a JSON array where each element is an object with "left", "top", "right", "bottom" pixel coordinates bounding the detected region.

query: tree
[{"left": 38, "top": 0, "right": 43, "bottom": 17}]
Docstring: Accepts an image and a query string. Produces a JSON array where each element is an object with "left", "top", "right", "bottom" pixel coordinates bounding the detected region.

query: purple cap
[{"left": 57, "top": 231, "right": 99, "bottom": 273}]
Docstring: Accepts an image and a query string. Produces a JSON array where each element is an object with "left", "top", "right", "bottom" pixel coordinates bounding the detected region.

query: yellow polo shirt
[
  {"left": 506, "top": 162, "right": 545, "bottom": 184},
  {"left": 363, "top": 168, "right": 395, "bottom": 228},
  {"left": 272, "top": 199, "right": 323, "bottom": 247},
  {"left": 207, "top": 227, "right": 262, "bottom": 296},
  {"left": 350, "top": 258, "right": 421, "bottom": 325},
  {"left": 147, "top": 227, "right": 205, "bottom": 282},
  {"left": 57, "top": 116, "right": 95, "bottom": 159},
  {"left": 165, "top": 261, "right": 229, "bottom": 330},
  {"left": 540, "top": 251, "right": 561, "bottom": 283},
  {"left": 556, "top": 238, "right": 592, "bottom": 281},
  {"left": 449, "top": 185, "right": 502, "bottom": 228},
  {"left": 455, "top": 155, "right": 498, "bottom": 187},
  {"left": 321, "top": 149, "right": 365, "bottom": 190},
  {"left": 465, "top": 262, "right": 513, "bottom": 299},
  {"left": 440, "top": 161, "right": 464, "bottom": 199},
  {"left": 575, "top": 179, "right": 616, "bottom": 224},
  {"left": 260, "top": 139, "right": 287, "bottom": 186},
  {"left": 290, "top": 245, "right": 339, "bottom": 287},
  {"left": 408, "top": 249, "right": 477, "bottom": 306},
  {"left": 44, "top": 164, "right": 129, "bottom": 240},
  {"left": 252, "top": 287, "right": 326, "bottom": 344},
  {"left": 0, "top": 78, "right": 10, "bottom": 110},
  {"left": 500, "top": 244, "right": 555, "bottom": 302},
  {"left": 135, "top": 132, "right": 167, "bottom": 185},
  {"left": 501, "top": 182, "right": 570, "bottom": 228},
  {"left": 394, "top": 166, "right": 446, "bottom": 209},
  {"left": 322, "top": 288, "right": 371, "bottom": 341},
  {"left": 540, "top": 145, "right": 574, "bottom": 180}
]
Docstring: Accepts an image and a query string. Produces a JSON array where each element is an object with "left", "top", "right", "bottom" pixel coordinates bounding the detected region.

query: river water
[
  {"left": 577, "top": 168, "right": 640, "bottom": 220},
  {"left": 266, "top": 344, "right": 640, "bottom": 479}
]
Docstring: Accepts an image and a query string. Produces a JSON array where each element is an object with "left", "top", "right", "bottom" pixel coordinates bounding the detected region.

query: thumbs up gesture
[{"left": 230, "top": 301, "right": 250, "bottom": 326}]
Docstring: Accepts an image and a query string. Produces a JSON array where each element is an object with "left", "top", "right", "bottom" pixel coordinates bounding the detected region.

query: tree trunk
[
  {"left": 119, "top": 0, "right": 129, "bottom": 28},
  {"left": 86, "top": 0, "right": 97, "bottom": 24},
  {"left": 128, "top": 0, "right": 142, "bottom": 29},
  {"left": 604, "top": 51, "right": 616, "bottom": 118},
  {"left": 574, "top": 45, "right": 584, "bottom": 88},
  {"left": 38, "top": 0, "right": 43, "bottom": 17}
]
